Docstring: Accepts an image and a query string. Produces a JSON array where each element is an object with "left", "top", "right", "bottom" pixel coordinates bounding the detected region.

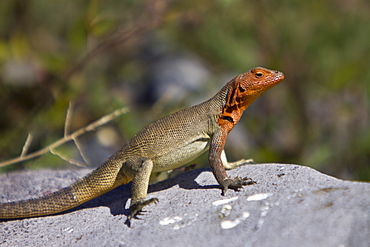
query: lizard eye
[
  {"left": 255, "top": 72, "right": 264, "bottom": 78},
  {"left": 238, "top": 86, "right": 245, "bottom": 92}
]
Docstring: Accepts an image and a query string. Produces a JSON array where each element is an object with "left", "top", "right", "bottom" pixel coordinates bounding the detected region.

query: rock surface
[{"left": 0, "top": 164, "right": 369, "bottom": 247}]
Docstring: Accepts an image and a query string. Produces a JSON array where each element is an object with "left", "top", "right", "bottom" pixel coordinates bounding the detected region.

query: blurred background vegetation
[{"left": 0, "top": 0, "right": 369, "bottom": 181}]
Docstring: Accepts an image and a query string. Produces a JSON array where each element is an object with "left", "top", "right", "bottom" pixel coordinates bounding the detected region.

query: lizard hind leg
[
  {"left": 128, "top": 158, "right": 158, "bottom": 219},
  {"left": 129, "top": 198, "right": 159, "bottom": 219}
]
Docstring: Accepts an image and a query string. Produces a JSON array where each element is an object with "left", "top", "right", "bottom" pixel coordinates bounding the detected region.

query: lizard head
[
  {"left": 239, "top": 67, "right": 284, "bottom": 95},
  {"left": 221, "top": 67, "right": 284, "bottom": 125},
  {"left": 226, "top": 67, "right": 284, "bottom": 110}
]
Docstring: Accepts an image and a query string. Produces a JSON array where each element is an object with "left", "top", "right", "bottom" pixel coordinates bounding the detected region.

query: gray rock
[{"left": 0, "top": 164, "right": 369, "bottom": 247}]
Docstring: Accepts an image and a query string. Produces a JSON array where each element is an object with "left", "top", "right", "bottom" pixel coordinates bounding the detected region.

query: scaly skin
[{"left": 0, "top": 67, "right": 284, "bottom": 220}]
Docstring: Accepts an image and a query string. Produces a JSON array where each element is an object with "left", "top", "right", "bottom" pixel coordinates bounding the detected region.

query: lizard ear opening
[
  {"left": 225, "top": 79, "right": 244, "bottom": 110},
  {"left": 225, "top": 79, "right": 238, "bottom": 109}
]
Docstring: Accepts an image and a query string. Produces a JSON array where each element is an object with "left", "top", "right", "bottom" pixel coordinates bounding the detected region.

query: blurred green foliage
[{"left": 0, "top": 0, "right": 369, "bottom": 181}]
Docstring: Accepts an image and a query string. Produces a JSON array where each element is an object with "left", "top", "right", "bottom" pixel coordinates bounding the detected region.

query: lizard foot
[
  {"left": 221, "top": 176, "right": 256, "bottom": 196},
  {"left": 128, "top": 198, "right": 159, "bottom": 220},
  {"left": 224, "top": 158, "right": 255, "bottom": 170}
]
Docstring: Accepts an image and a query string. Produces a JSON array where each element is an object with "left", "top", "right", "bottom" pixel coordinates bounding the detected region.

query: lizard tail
[
  {"left": 0, "top": 160, "right": 130, "bottom": 219},
  {"left": 0, "top": 186, "right": 82, "bottom": 219}
]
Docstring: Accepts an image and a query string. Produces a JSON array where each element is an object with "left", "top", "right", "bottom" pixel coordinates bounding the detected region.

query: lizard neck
[
  {"left": 208, "top": 79, "right": 233, "bottom": 111},
  {"left": 210, "top": 77, "right": 257, "bottom": 133},
  {"left": 201, "top": 79, "right": 240, "bottom": 134}
]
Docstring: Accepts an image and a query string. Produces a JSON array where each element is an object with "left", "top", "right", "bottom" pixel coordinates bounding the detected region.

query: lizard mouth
[{"left": 260, "top": 72, "right": 284, "bottom": 87}]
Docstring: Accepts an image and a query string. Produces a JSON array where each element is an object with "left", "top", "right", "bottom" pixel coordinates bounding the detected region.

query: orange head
[{"left": 221, "top": 67, "right": 284, "bottom": 126}]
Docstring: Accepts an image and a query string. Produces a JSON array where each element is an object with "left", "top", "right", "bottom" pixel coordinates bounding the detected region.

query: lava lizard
[{"left": 0, "top": 67, "right": 284, "bottom": 220}]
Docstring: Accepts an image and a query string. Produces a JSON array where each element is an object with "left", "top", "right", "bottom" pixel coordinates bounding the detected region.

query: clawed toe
[
  {"left": 221, "top": 176, "right": 256, "bottom": 196},
  {"left": 241, "top": 176, "right": 256, "bottom": 185},
  {"left": 128, "top": 198, "right": 159, "bottom": 220}
]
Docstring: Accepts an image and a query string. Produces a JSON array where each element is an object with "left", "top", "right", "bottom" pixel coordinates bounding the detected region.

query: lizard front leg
[
  {"left": 209, "top": 128, "right": 255, "bottom": 196},
  {"left": 128, "top": 159, "right": 158, "bottom": 219},
  {"left": 220, "top": 150, "right": 254, "bottom": 170}
]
